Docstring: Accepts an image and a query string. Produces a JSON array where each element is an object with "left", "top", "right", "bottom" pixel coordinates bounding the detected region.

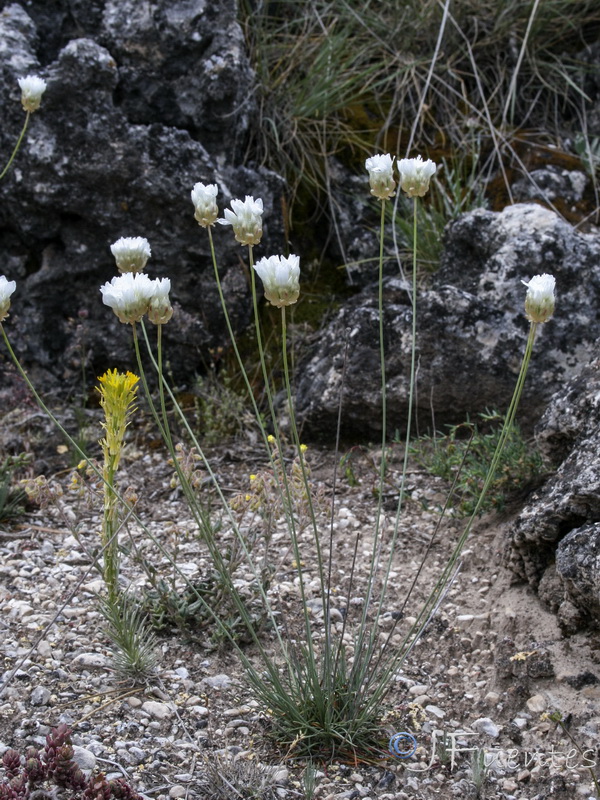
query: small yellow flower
[
  {"left": 300, "top": 444, "right": 308, "bottom": 453},
  {"left": 267, "top": 435, "right": 276, "bottom": 444},
  {"left": 250, "top": 474, "right": 257, "bottom": 481}
]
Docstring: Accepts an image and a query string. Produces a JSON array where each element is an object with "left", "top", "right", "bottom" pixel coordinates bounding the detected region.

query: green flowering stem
[
  {"left": 280, "top": 304, "right": 329, "bottom": 673},
  {"left": 248, "top": 250, "right": 319, "bottom": 670},
  {"left": 365, "top": 321, "right": 540, "bottom": 705},
  {"left": 0, "top": 112, "right": 30, "bottom": 182},
  {"left": 206, "top": 227, "right": 269, "bottom": 444}
]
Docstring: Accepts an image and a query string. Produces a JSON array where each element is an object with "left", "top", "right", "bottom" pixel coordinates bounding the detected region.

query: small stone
[
  {"left": 127, "top": 697, "right": 142, "bottom": 708},
  {"left": 484, "top": 691, "right": 500, "bottom": 706},
  {"left": 169, "top": 786, "right": 186, "bottom": 798},
  {"left": 72, "top": 746, "right": 97, "bottom": 773},
  {"left": 526, "top": 694, "right": 547, "bottom": 713},
  {"left": 472, "top": 717, "right": 499, "bottom": 738},
  {"left": 174, "top": 667, "right": 189, "bottom": 679},
  {"left": 204, "top": 674, "right": 232, "bottom": 689},
  {"left": 30, "top": 686, "right": 51, "bottom": 706},
  {"left": 273, "top": 768, "right": 289, "bottom": 784},
  {"left": 37, "top": 641, "right": 53, "bottom": 659},
  {"left": 425, "top": 705, "right": 445, "bottom": 719},
  {"left": 71, "top": 653, "right": 110, "bottom": 670},
  {"left": 141, "top": 701, "right": 173, "bottom": 720}
]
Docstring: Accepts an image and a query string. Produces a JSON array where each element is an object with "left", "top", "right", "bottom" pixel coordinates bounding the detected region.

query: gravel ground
[{"left": 1, "top": 405, "right": 599, "bottom": 800}]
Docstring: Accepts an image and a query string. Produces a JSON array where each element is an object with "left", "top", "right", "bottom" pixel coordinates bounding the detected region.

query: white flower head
[
  {"left": 110, "top": 237, "right": 152, "bottom": 274},
  {"left": 253, "top": 254, "right": 300, "bottom": 308},
  {"left": 365, "top": 153, "right": 396, "bottom": 200},
  {"left": 18, "top": 75, "right": 47, "bottom": 113},
  {"left": 100, "top": 272, "right": 156, "bottom": 324},
  {"left": 217, "top": 196, "right": 263, "bottom": 246},
  {"left": 147, "top": 277, "right": 173, "bottom": 325},
  {"left": 397, "top": 155, "right": 437, "bottom": 197},
  {"left": 191, "top": 182, "right": 219, "bottom": 228},
  {"left": 0, "top": 275, "right": 17, "bottom": 322},
  {"left": 522, "top": 273, "right": 556, "bottom": 324}
]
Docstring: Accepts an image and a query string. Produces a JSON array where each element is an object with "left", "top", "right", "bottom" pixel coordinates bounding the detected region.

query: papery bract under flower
[
  {"left": 217, "top": 196, "right": 263, "bottom": 246},
  {"left": 522, "top": 273, "right": 556, "bottom": 323},
  {"left": 253, "top": 254, "right": 300, "bottom": 308},
  {"left": 18, "top": 75, "right": 47, "bottom": 112},
  {"left": 191, "top": 183, "right": 219, "bottom": 228},
  {"left": 100, "top": 272, "right": 156, "bottom": 323},
  {"left": 0, "top": 275, "right": 17, "bottom": 322},
  {"left": 397, "top": 155, "right": 437, "bottom": 197},
  {"left": 110, "top": 237, "right": 152, "bottom": 274},
  {"left": 365, "top": 153, "right": 396, "bottom": 200}
]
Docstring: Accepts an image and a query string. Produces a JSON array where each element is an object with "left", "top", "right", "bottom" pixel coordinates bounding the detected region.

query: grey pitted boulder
[
  {"left": 295, "top": 203, "right": 600, "bottom": 440},
  {"left": 555, "top": 524, "right": 600, "bottom": 632},
  {"left": 505, "top": 356, "right": 600, "bottom": 631},
  {"left": 0, "top": 2, "right": 283, "bottom": 396}
]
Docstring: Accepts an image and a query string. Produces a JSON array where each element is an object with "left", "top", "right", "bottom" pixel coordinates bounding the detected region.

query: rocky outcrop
[
  {"left": 0, "top": 2, "right": 284, "bottom": 396},
  {"left": 295, "top": 203, "right": 600, "bottom": 440},
  {"left": 506, "top": 356, "right": 600, "bottom": 631}
]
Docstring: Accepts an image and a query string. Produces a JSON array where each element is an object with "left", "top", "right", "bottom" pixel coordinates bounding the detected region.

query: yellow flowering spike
[
  {"left": 300, "top": 444, "right": 308, "bottom": 453},
  {"left": 97, "top": 369, "right": 139, "bottom": 459},
  {"left": 267, "top": 434, "right": 276, "bottom": 444}
]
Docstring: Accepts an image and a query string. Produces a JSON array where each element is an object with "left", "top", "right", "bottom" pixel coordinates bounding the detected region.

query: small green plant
[
  {"left": 199, "top": 752, "right": 280, "bottom": 800},
  {"left": 0, "top": 452, "right": 30, "bottom": 524},
  {"left": 411, "top": 410, "right": 545, "bottom": 515},
  {"left": 0, "top": 724, "right": 143, "bottom": 800},
  {"left": 469, "top": 747, "right": 489, "bottom": 798},
  {"left": 195, "top": 363, "right": 255, "bottom": 445},
  {"left": 100, "top": 593, "right": 158, "bottom": 682}
]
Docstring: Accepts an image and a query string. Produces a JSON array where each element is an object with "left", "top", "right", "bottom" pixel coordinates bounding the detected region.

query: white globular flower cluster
[
  {"left": 253, "top": 254, "right": 300, "bottom": 308},
  {"left": 397, "top": 155, "right": 437, "bottom": 197},
  {"left": 191, "top": 182, "right": 219, "bottom": 228},
  {"left": 522, "top": 273, "right": 556, "bottom": 324},
  {"left": 18, "top": 75, "right": 47, "bottom": 113},
  {"left": 365, "top": 153, "right": 396, "bottom": 200},
  {"left": 101, "top": 238, "right": 173, "bottom": 325},
  {"left": 0, "top": 275, "right": 17, "bottom": 322},
  {"left": 147, "top": 277, "right": 173, "bottom": 324},
  {"left": 110, "top": 237, "right": 152, "bottom": 274},
  {"left": 218, "top": 196, "right": 264, "bottom": 246}
]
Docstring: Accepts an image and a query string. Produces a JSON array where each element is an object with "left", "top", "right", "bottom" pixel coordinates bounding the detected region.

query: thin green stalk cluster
[{"left": 0, "top": 146, "right": 557, "bottom": 762}]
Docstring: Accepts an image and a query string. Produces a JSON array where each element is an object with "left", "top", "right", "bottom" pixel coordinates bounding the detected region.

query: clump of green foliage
[
  {"left": 195, "top": 367, "right": 253, "bottom": 445},
  {"left": 412, "top": 410, "right": 546, "bottom": 515},
  {"left": 0, "top": 452, "right": 30, "bottom": 524}
]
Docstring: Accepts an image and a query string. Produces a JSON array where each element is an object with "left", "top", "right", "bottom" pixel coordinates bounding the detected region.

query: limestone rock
[
  {"left": 296, "top": 204, "right": 600, "bottom": 440},
  {"left": 0, "top": 2, "right": 283, "bottom": 395}
]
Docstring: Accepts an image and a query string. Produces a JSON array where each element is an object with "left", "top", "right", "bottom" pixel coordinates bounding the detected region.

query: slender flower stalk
[
  {"left": 1, "top": 76, "right": 47, "bottom": 182},
  {"left": 365, "top": 276, "right": 556, "bottom": 705}
]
